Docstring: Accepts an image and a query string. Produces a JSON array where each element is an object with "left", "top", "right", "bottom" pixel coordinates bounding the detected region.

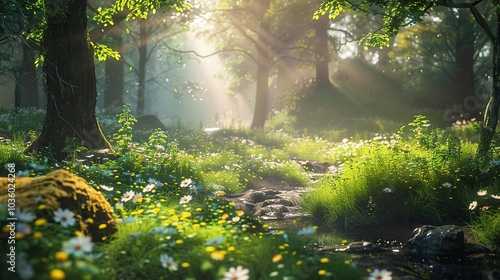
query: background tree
[
  {"left": 318, "top": 0, "right": 499, "bottom": 155},
  {"left": 23, "top": 0, "right": 187, "bottom": 160}
]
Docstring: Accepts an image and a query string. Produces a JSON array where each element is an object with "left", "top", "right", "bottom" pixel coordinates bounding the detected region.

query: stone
[
  {"left": 0, "top": 169, "right": 116, "bottom": 241},
  {"left": 402, "top": 225, "right": 465, "bottom": 261}
]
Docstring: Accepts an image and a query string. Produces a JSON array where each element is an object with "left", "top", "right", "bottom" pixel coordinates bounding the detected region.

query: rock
[
  {"left": 402, "top": 225, "right": 465, "bottom": 261},
  {"left": 0, "top": 169, "right": 116, "bottom": 242},
  {"left": 298, "top": 160, "right": 331, "bottom": 173}
]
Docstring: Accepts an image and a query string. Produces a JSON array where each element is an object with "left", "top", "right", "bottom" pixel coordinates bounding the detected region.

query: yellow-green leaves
[{"left": 92, "top": 43, "right": 121, "bottom": 62}]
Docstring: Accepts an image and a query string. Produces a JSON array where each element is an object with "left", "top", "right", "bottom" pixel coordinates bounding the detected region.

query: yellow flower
[
  {"left": 221, "top": 213, "right": 229, "bottom": 220},
  {"left": 86, "top": 218, "right": 94, "bottom": 224},
  {"left": 181, "top": 212, "right": 191, "bottom": 218},
  {"left": 236, "top": 209, "right": 245, "bottom": 216},
  {"left": 50, "top": 269, "right": 65, "bottom": 280},
  {"left": 272, "top": 254, "right": 282, "bottom": 263},
  {"left": 98, "top": 224, "right": 107, "bottom": 230},
  {"left": 320, "top": 258, "right": 329, "bottom": 263},
  {"left": 37, "top": 204, "right": 47, "bottom": 210},
  {"left": 210, "top": 250, "right": 226, "bottom": 261},
  {"left": 318, "top": 269, "right": 327, "bottom": 276},
  {"left": 195, "top": 208, "right": 202, "bottom": 212},
  {"left": 181, "top": 262, "right": 190, "bottom": 268},
  {"left": 15, "top": 233, "right": 24, "bottom": 239},
  {"left": 175, "top": 239, "right": 183, "bottom": 245},
  {"left": 167, "top": 209, "right": 176, "bottom": 214},
  {"left": 228, "top": 246, "right": 236, "bottom": 252},
  {"left": 296, "top": 260, "right": 303, "bottom": 266},
  {"left": 217, "top": 219, "right": 226, "bottom": 225},
  {"left": 55, "top": 251, "right": 69, "bottom": 262},
  {"left": 200, "top": 222, "right": 206, "bottom": 227},
  {"left": 74, "top": 231, "right": 84, "bottom": 236},
  {"left": 34, "top": 218, "right": 47, "bottom": 226},
  {"left": 33, "top": 232, "right": 43, "bottom": 239},
  {"left": 205, "top": 246, "right": 216, "bottom": 253}
]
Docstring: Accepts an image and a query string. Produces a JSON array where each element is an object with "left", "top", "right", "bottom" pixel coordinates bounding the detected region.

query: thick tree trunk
[
  {"left": 104, "top": 29, "right": 124, "bottom": 109},
  {"left": 137, "top": 19, "right": 148, "bottom": 114},
  {"left": 251, "top": 60, "right": 270, "bottom": 129},
  {"left": 455, "top": 9, "right": 478, "bottom": 119},
  {"left": 25, "top": 0, "right": 112, "bottom": 160},
  {"left": 314, "top": 14, "right": 331, "bottom": 88},
  {"left": 15, "top": 41, "right": 39, "bottom": 110},
  {"left": 477, "top": 8, "right": 500, "bottom": 156}
]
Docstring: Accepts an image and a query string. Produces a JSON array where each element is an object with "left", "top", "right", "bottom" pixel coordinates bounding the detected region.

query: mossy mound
[{"left": 0, "top": 169, "right": 116, "bottom": 241}]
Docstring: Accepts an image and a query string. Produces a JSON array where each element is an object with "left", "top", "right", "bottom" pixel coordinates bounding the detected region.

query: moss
[{"left": 0, "top": 169, "right": 116, "bottom": 241}]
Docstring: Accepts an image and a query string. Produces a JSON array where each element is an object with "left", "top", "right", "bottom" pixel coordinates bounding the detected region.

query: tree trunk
[
  {"left": 25, "top": 0, "right": 112, "bottom": 160},
  {"left": 455, "top": 9, "right": 478, "bottom": 119},
  {"left": 137, "top": 19, "right": 148, "bottom": 114},
  {"left": 314, "top": 14, "right": 331, "bottom": 88},
  {"left": 477, "top": 8, "right": 500, "bottom": 156},
  {"left": 104, "top": 28, "right": 124, "bottom": 109},
  {"left": 14, "top": 41, "right": 39, "bottom": 112},
  {"left": 251, "top": 59, "right": 270, "bottom": 129}
]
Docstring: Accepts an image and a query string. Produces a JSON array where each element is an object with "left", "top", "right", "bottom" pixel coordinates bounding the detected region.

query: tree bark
[
  {"left": 251, "top": 59, "right": 271, "bottom": 129},
  {"left": 14, "top": 41, "right": 39, "bottom": 112},
  {"left": 455, "top": 9, "right": 478, "bottom": 119},
  {"left": 104, "top": 28, "right": 124, "bottom": 109},
  {"left": 137, "top": 18, "right": 147, "bottom": 114},
  {"left": 314, "top": 14, "right": 331, "bottom": 88},
  {"left": 25, "top": 0, "right": 112, "bottom": 160},
  {"left": 477, "top": 7, "right": 500, "bottom": 156}
]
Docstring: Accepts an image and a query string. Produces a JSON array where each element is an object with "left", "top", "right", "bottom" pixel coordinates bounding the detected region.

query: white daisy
[
  {"left": 143, "top": 183, "right": 155, "bottom": 192},
  {"left": 477, "top": 190, "right": 487, "bottom": 196},
  {"left": 469, "top": 201, "right": 478, "bottom": 210},
  {"left": 160, "top": 254, "right": 178, "bottom": 271},
  {"left": 121, "top": 190, "right": 135, "bottom": 202},
  {"left": 63, "top": 235, "right": 93, "bottom": 257},
  {"left": 367, "top": 269, "right": 392, "bottom": 280},
  {"left": 491, "top": 194, "right": 500, "bottom": 200},
  {"left": 383, "top": 187, "right": 392, "bottom": 193},
  {"left": 53, "top": 208, "right": 76, "bottom": 227},
  {"left": 179, "top": 195, "right": 192, "bottom": 204},
  {"left": 180, "top": 178, "right": 193, "bottom": 188},
  {"left": 442, "top": 182, "right": 453, "bottom": 188},
  {"left": 17, "top": 208, "right": 36, "bottom": 223},
  {"left": 99, "top": 184, "right": 114, "bottom": 191},
  {"left": 223, "top": 266, "right": 250, "bottom": 280}
]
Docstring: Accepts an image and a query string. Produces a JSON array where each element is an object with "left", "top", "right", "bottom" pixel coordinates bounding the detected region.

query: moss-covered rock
[{"left": 0, "top": 169, "right": 116, "bottom": 241}]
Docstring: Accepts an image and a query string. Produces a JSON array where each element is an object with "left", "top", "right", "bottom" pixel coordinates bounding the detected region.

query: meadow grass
[{"left": 1, "top": 108, "right": 499, "bottom": 280}]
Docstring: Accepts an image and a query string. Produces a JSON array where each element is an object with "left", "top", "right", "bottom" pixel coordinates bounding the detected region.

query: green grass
[{"left": 1, "top": 107, "right": 499, "bottom": 279}]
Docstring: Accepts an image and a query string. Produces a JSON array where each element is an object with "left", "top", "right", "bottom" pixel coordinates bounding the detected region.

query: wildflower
[
  {"left": 132, "top": 193, "right": 143, "bottom": 203},
  {"left": 297, "top": 226, "right": 316, "bottom": 236},
  {"left": 272, "top": 254, "right": 282, "bottom": 263},
  {"left": 179, "top": 195, "right": 192, "bottom": 204},
  {"left": 55, "top": 251, "right": 69, "bottom": 262},
  {"left": 383, "top": 187, "right": 392, "bottom": 193},
  {"left": 205, "top": 236, "right": 225, "bottom": 246},
  {"left": 34, "top": 218, "right": 47, "bottom": 226},
  {"left": 442, "top": 182, "right": 453, "bottom": 188},
  {"left": 156, "top": 145, "right": 165, "bottom": 151},
  {"left": 129, "top": 143, "right": 136, "bottom": 148},
  {"left": 210, "top": 250, "right": 226, "bottom": 260},
  {"left": 477, "top": 190, "right": 487, "bottom": 196},
  {"left": 223, "top": 266, "right": 250, "bottom": 280},
  {"left": 53, "top": 208, "right": 76, "bottom": 228},
  {"left": 121, "top": 190, "right": 135, "bottom": 202},
  {"left": 367, "top": 269, "right": 392, "bottom": 280},
  {"left": 63, "top": 235, "right": 93, "bottom": 257},
  {"left": 491, "top": 194, "right": 500, "bottom": 200},
  {"left": 50, "top": 269, "right": 65, "bottom": 280},
  {"left": 180, "top": 178, "right": 193, "bottom": 187},
  {"left": 99, "top": 185, "right": 114, "bottom": 192},
  {"left": 17, "top": 208, "right": 36, "bottom": 223},
  {"left": 318, "top": 270, "right": 327, "bottom": 276},
  {"left": 232, "top": 216, "right": 240, "bottom": 223},
  {"left": 213, "top": 190, "right": 226, "bottom": 197},
  {"left": 160, "top": 254, "right": 178, "bottom": 271},
  {"left": 481, "top": 206, "right": 489, "bottom": 211},
  {"left": 469, "top": 201, "right": 478, "bottom": 210}
]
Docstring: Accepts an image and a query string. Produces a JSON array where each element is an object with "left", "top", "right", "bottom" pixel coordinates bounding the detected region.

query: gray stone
[{"left": 402, "top": 225, "right": 465, "bottom": 261}]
